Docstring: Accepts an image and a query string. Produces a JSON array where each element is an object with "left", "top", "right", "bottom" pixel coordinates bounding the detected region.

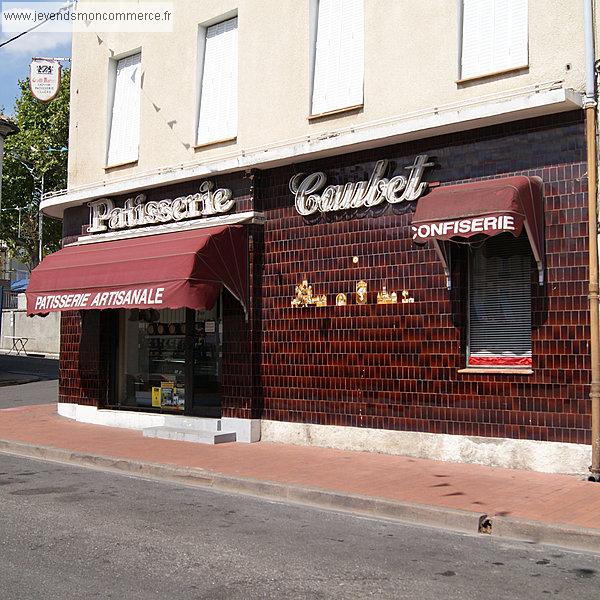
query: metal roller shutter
[{"left": 468, "top": 234, "right": 532, "bottom": 367}]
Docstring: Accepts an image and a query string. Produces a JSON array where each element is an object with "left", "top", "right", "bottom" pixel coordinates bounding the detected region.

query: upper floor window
[
  {"left": 311, "top": 0, "right": 364, "bottom": 116},
  {"left": 197, "top": 17, "right": 238, "bottom": 146},
  {"left": 460, "top": 0, "right": 528, "bottom": 81},
  {"left": 107, "top": 53, "right": 141, "bottom": 167}
]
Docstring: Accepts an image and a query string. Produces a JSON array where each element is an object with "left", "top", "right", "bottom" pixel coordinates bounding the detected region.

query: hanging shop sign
[
  {"left": 289, "top": 155, "right": 433, "bottom": 216},
  {"left": 88, "top": 181, "right": 235, "bottom": 233},
  {"left": 29, "top": 59, "right": 61, "bottom": 102}
]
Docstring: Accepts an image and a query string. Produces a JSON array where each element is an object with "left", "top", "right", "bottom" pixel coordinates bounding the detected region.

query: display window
[{"left": 112, "top": 298, "right": 223, "bottom": 416}]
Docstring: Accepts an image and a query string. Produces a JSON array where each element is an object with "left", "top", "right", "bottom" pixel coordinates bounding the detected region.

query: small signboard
[{"left": 29, "top": 59, "right": 61, "bottom": 102}]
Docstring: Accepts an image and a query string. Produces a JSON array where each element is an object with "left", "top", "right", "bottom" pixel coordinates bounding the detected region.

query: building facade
[{"left": 32, "top": 0, "right": 600, "bottom": 473}]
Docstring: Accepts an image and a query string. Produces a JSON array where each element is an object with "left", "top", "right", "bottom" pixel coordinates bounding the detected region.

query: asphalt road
[
  {"left": 0, "top": 354, "right": 58, "bottom": 408},
  {"left": 0, "top": 453, "right": 598, "bottom": 600}
]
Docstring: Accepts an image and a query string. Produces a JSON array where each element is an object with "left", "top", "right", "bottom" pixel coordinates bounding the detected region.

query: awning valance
[
  {"left": 26, "top": 225, "right": 248, "bottom": 316},
  {"left": 411, "top": 176, "right": 544, "bottom": 286}
]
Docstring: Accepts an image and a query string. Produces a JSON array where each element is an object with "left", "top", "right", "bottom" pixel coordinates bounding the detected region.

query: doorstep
[{"left": 143, "top": 426, "right": 237, "bottom": 444}]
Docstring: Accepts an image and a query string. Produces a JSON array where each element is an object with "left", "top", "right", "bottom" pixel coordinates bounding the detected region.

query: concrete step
[
  {"left": 161, "top": 415, "right": 223, "bottom": 432},
  {"left": 142, "top": 426, "right": 236, "bottom": 444}
]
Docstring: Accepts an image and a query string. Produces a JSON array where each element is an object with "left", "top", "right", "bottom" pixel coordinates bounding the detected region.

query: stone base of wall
[
  {"left": 57, "top": 403, "right": 261, "bottom": 443},
  {"left": 261, "top": 420, "right": 591, "bottom": 475}
]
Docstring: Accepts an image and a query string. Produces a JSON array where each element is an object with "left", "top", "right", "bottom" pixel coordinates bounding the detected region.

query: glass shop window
[
  {"left": 119, "top": 308, "right": 188, "bottom": 410},
  {"left": 116, "top": 302, "right": 223, "bottom": 415},
  {"left": 468, "top": 234, "right": 532, "bottom": 368}
]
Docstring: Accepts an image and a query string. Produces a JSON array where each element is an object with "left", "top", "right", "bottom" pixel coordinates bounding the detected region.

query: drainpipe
[{"left": 584, "top": 0, "right": 600, "bottom": 481}]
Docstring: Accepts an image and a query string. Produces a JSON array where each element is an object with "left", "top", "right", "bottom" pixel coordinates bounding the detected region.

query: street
[
  {"left": 0, "top": 354, "right": 58, "bottom": 409},
  {"left": 0, "top": 452, "right": 598, "bottom": 600}
]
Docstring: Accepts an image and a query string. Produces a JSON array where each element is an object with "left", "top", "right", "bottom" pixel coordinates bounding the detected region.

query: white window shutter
[
  {"left": 461, "top": 0, "right": 528, "bottom": 80},
  {"left": 197, "top": 17, "right": 238, "bottom": 145},
  {"left": 107, "top": 53, "right": 141, "bottom": 166},
  {"left": 312, "top": 0, "right": 364, "bottom": 115}
]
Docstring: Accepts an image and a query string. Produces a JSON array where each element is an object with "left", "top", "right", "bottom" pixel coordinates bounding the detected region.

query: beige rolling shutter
[
  {"left": 197, "top": 17, "right": 238, "bottom": 145},
  {"left": 468, "top": 235, "right": 532, "bottom": 366},
  {"left": 107, "top": 53, "right": 141, "bottom": 166},
  {"left": 461, "top": 0, "right": 528, "bottom": 79},
  {"left": 312, "top": 0, "right": 364, "bottom": 115}
]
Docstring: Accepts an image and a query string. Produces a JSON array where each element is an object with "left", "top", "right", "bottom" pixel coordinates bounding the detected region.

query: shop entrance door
[{"left": 186, "top": 302, "right": 223, "bottom": 418}]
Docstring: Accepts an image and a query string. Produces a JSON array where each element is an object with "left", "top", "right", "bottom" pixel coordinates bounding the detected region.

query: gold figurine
[
  {"left": 377, "top": 286, "right": 398, "bottom": 304},
  {"left": 291, "top": 280, "right": 326, "bottom": 308},
  {"left": 356, "top": 280, "right": 368, "bottom": 305},
  {"left": 401, "top": 290, "right": 415, "bottom": 303},
  {"left": 335, "top": 293, "right": 347, "bottom": 306}
]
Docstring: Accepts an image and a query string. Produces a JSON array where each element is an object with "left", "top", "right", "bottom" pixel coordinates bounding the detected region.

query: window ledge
[
  {"left": 456, "top": 64, "right": 529, "bottom": 85},
  {"left": 458, "top": 367, "right": 533, "bottom": 375},
  {"left": 105, "top": 160, "right": 138, "bottom": 171},
  {"left": 308, "top": 104, "right": 363, "bottom": 121},
  {"left": 194, "top": 137, "right": 237, "bottom": 150}
]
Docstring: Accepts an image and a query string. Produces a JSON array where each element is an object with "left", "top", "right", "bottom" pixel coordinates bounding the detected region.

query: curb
[{"left": 1, "top": 438, "right": 599, "bottom": 553}]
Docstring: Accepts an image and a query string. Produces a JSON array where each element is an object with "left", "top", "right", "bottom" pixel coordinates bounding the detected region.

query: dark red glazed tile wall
[
  {"left": 59, "top": 111, "right": 592, "bottom": 444},
  {"left": 254, "top": 111, "right": 592, "bottom": 444},
  {"left": 59, "top": 311, "right": 112, "bottom": 406}
]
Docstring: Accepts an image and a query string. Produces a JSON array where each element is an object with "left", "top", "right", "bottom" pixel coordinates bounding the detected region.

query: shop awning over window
[
  {"left": 26, "top": 225, "right": 248, "bottom": 316},
  {"left": 411, "top": 176, "right": 544, "bottom": 286}
]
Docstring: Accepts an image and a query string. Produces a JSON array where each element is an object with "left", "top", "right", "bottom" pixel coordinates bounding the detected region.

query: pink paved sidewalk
[{"left": 1, "top": 403, "right": 600, "bottom": 531}]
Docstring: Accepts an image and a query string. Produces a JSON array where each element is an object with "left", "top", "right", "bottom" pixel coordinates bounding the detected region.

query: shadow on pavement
[{"left": 0, "top": 354, "right": 58, "bottom": 384}]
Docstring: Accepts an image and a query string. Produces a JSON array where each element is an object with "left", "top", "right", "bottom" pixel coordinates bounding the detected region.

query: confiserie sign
[
  {"left": 289, "top": 155, "right": 433, "bottom": 216},
  {"left": 88, "top": 180, "right": 234, "bottom": 233},
  {"left": 412, "top": 215, "right": 517, "bottom": 241}
]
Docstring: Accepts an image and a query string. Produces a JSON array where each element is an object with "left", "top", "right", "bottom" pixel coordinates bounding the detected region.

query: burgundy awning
[
  {"left": 411, "top": 176, "right": 544, "bottom": 286},
  {"left": 26, "top": 225, "right": 248, "bottom": 316}
]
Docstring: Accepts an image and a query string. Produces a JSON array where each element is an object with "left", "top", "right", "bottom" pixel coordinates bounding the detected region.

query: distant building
[{"left": 29, "top": 0, "right": 600, "bottom": 474}]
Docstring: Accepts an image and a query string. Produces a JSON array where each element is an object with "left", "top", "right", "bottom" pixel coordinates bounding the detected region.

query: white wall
[
  {"left": 66, "top": 0, "right": 588, "bottom": 191},
  {"left": 1, "top": 299, "right": 60, "bottom": 355}
]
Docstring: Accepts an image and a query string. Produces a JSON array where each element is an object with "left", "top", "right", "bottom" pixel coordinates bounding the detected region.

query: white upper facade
[{"left": 44, "top": 0, "right": 591, "bottom": 217}]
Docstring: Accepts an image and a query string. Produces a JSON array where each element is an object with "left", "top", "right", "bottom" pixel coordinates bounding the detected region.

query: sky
[{"left": 0, "top": 1, "right": 72, "bottom": 116}]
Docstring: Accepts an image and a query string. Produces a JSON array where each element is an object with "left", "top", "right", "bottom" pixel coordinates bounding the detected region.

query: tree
[{"left": 1, "top": 69, "right": 69, "bottom": 269}]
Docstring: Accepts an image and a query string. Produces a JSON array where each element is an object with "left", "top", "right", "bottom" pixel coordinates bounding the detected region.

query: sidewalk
[{"left": 1, "top": 403, "right": 600, "bottom": 553}]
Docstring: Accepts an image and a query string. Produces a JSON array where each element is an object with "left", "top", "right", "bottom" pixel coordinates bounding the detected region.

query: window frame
[
  {"left": 466, "top": 234, "right": 533, "bottom": 371},
  {"left": 106, "top": 50, "right": 142, "bottom": 169},
  {"left": 457, "top": 0, "right": 529, "bottom": 83},
  {"left": 309, "top": 0, "right": 365, "bottom": 118},
  {"left": 195, "top": 14, "right": 239, "bottom": 148}
]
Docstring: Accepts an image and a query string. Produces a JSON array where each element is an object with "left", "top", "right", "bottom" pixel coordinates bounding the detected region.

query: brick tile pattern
[
  {"left": 254, "top": 111, "right": 591, "bottom": 444},
  {"left": 58, "top": 111, "right": 592, "bottom": 444}
]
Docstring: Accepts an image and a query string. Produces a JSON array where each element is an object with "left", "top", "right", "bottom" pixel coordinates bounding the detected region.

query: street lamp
[
  {"left": 0, "top": 205, "right": 27, "bottom": 238},
  {"left": 7, "top": 147, "right": 67, "bottom": 264}
]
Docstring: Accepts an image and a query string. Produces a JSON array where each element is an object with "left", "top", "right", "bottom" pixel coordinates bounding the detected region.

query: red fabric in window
[{"left": 468, "top": 355, "right": 532, "bottom": 367}]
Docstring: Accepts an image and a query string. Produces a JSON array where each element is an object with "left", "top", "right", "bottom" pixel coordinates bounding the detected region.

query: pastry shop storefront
[
  {"left": 29, "top": 112, "right": 593, "bottom": 470},
  {"left": 28, "top": 174, "right": 260, "bottom": 426}
]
